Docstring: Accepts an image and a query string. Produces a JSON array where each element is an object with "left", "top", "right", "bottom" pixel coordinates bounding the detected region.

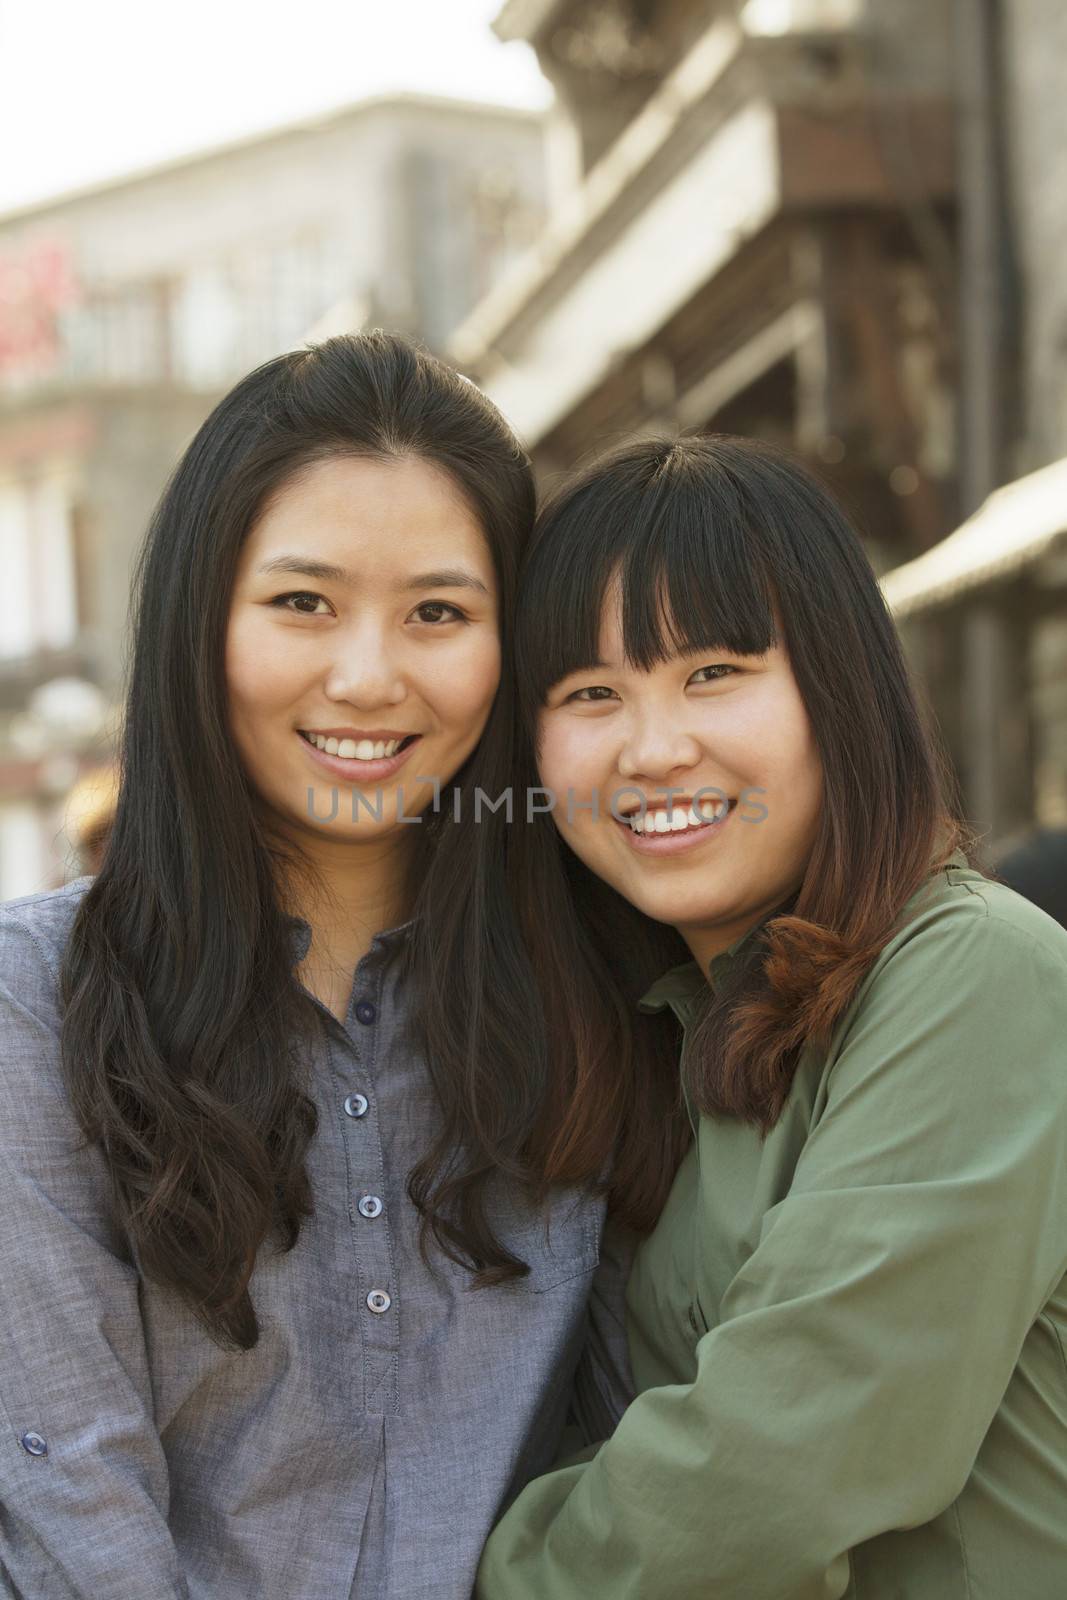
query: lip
[
  {"left": 297, "top": 730, "right": 422, "bottom": 784},
  {"left": 301, "top": 727, "right": 415, "bottom": 741},
  {"left": 614, "top": 800, "right": 735, "bottom": 856}
]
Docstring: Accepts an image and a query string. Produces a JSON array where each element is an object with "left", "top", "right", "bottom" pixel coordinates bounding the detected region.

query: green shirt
[{"left": 477, "top": 852, "right": 1067, "bottom": 1598}]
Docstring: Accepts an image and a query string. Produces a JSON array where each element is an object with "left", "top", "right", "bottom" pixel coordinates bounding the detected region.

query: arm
[
  {"left": 477, "top": 907, "right": 1067, "bottom": 1600},
  {"left": 0, "top": 913, "right": 188, "bottom": 1599},
  {"left": 552, "top": 1218, "right": 638, "bottom": 1467}
]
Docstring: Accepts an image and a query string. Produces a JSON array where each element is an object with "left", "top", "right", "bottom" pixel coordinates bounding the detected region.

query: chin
[{"left": 641, "top": 894, "right": 728, "bottom": 930}]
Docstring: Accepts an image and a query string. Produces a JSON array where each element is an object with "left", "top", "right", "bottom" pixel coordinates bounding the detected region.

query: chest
[
  {"left": 142, "top": 1013, "right": 602, "bottom": 1433},
  {"left": 626, "top": 1060, "right": 819, "bottom": 1389}
]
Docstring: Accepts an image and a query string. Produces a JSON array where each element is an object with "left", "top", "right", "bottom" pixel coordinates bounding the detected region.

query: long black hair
[
  {"left": 59, "top": 332, "right": 540, "bottom": 1348},
  {"left": 506, "top": 434, "right": 972, "bottom": 1228}
]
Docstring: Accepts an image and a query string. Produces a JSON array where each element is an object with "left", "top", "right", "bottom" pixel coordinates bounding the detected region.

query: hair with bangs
[
  {"left": 521, "top": 436, "right": 779, "bottom": 706},
  {"left": 509, "top": 434, "right": 972, "bottom": 1216}
]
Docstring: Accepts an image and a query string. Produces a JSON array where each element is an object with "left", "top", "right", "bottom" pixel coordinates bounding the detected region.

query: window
[
  {"left": 0, "top": 470, "right": 78, "bottom": 660},
  {"left": 0, "top": 800, "right": 50, "bottom": 901}
]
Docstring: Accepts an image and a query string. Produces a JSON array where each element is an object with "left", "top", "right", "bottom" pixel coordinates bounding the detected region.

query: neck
[
  {"left": 274, "top": 821, "right": 416, "bottom": 993},
  {"left": 679, "top": 888, "right": 800, "bottom": 981},
  {"left": 680, "top": 917, "right": 759, "bottom": 981}
]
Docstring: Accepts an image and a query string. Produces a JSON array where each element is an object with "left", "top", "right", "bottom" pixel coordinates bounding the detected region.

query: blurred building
[
  {"left": 0, "top": 92, "right": 547, "bottom": 898},
  {"left": 881, "top": 0, "right": 1067, "bottom": 851},
  {"left": 455, "top": 0, "right": 1067, "bottom": 854},
  {"left": 454, "top": 0, "right": 958, "bottom": 562}
]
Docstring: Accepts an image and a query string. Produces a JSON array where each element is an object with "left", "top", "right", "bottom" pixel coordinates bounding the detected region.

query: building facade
[
  {"left": 454, "top": 0, "right": 958, "bottom": 566},
  {"left": 880, "top": 0, "right": 1067, "bottom": 848}
]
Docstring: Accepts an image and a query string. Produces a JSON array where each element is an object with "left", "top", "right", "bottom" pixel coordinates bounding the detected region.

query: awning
[
  {"left": 880, "top": 455, "right": 1067, "bottom": 617},
  {"left": 492, "top": 0, "right": 565, "bottom": 41}
]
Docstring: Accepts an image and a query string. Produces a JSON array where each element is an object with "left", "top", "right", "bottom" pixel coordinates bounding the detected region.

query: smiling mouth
[
  {"left": 298, "top": 731, "right": 420, "bottom": 761},
  {"left": 617, "top": 797, "right": 735, "bottom": 835}
]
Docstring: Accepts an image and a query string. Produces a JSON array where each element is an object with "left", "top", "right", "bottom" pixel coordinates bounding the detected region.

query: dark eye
[
  {"left": 270, "top": 591, "right": 331, "bottom": 616},
  {"left": 413, "top": 602, "right": 466, "bottom": 625},
  {"left": 689, "top": 664, "right": 736, "bottom": 684},
  {"left": 567, "top": 685, "right": 617, "bottom": 703}
]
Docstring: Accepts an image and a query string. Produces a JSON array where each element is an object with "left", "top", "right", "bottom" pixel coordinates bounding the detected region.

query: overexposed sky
[{"left": 0, "top": 0, "right": 551, "bottom": 215}]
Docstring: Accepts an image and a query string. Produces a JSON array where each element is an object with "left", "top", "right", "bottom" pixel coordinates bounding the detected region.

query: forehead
[{"left": 244, "top": 454, "right": 490, "bottom": 569}]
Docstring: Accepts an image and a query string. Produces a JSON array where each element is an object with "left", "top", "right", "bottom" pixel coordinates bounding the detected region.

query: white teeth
[
  {"left": 305, "top": 733, "right": 405, "bottom": 760},
  {"left": 628, "top": 800, "right": 732, "bottom": 835}
]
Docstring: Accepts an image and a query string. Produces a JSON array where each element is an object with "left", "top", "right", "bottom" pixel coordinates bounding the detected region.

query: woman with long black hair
[
  {"left": 0, "top": 333, "right": 626, "bottom": 1600},
  {"left": 478, "top": 434, "right": 1067, "bottom": 1599}
]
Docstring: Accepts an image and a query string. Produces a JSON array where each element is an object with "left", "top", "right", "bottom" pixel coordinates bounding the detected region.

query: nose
[
  {"left": 616, "top": 707, "right": 702, "bottom": 785},
  {"left": 323, "top": 619, "right": 406, "bottom": 709}
]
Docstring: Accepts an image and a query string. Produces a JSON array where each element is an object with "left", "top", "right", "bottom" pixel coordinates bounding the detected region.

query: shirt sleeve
[
  {"left": 0, "top": 912, "right": 189, "bottom": 1599},
  {"left": 476, "top": 904, "right": 1067, "bottom": 1600}
]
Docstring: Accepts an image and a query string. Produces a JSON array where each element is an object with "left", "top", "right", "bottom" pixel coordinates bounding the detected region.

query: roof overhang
[
  {"left": 454, "top": 10, "right": 952, "bottom": 449},
  {"left": 492, "top": 0, "right": 566, "bottom": 44},
  {"left": 881, "top": 456, "right": 1067, "bottom": 616},
  {"left": 458, "top": 99, "right": 781, "bottom": 445}
]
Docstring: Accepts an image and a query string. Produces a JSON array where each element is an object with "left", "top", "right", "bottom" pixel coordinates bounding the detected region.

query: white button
[
  {"left": 366, "top": 1289, "right": 392, "bottom": 1314},
  {"left": 344, "top": 1093, "right": 369, "bottom": 1118},
  {"left": 358, "top": 1194, "right": 383, "bottom": 1219}
]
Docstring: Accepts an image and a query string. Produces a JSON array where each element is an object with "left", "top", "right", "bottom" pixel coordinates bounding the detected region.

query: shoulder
[
  {"left": 0, "top": 882, "right": 127, "bottom": 1240},
  {"left": 829, "top": 862, "right": 1067, "bottom": 1102},
  {"left": 0, "top": 876, "right": 94, "bottom": 1028},
  {"left": 867, "top": 860, "right": 1067, "bottom": 994}
]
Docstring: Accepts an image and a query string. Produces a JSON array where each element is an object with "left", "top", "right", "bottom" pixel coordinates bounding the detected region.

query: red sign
[{"left": 0, "top": 237, "right": 80, "bottom": 377}]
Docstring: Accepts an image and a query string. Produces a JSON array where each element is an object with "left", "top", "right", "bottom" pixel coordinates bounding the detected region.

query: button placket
[{"left": 337, "top": 954, "right": 399, "bottom": 1411}]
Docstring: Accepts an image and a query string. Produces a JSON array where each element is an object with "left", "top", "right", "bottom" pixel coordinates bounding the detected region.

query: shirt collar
[
  {"left": 284, "top": 913, "right": 416, "bottom": 970},
  {"left": 637, "top": 916, "right": 767, "bottom": 1026},
  {"left": 637, "top": 848, "right": 975, "bottom": 1027}
]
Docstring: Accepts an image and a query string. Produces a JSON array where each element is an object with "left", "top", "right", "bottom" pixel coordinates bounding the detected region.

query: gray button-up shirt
[{"left": 0, "top": 878, "right": 632, "bottom": 1600}]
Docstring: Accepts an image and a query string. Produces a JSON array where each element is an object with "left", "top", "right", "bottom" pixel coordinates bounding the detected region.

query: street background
[{"left": 1, "top": 0, "right": 1065, "bottom": 901}]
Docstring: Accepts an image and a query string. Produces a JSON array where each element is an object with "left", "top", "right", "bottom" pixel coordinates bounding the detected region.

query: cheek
[
  {"left": 224, "top": 614, "right": 296, "bottom": 724},
  {"left": 772, "top": 697, "right": 823, "bottom": 834},
  {"left": 797, "top": 738, "right": 824, "bottom": 833},
  {"left": 535, "top": 717, "right": 601, "bottom": 801},
  {"left": 431, "top": 633, "right": 502, "bottom": 732}
]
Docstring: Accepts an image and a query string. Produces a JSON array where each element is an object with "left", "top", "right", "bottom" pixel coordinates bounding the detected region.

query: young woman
[
  {"left": 478, "top": 435, "right": 1067, "bottom": 1598},
  {"left": 0, "top": 333, "right": 626, "bottom": 1600}
]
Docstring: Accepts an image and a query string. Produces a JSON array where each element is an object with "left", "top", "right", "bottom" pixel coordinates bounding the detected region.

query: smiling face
[
  {"left": 225, "top": 453, "right": 500, "bottom": 862},
  {"left": 536, "top": 582, "right": 823, "bottom": 973}
]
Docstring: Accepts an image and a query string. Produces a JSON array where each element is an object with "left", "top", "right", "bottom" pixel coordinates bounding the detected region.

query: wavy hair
[
  {"left": 59, "top": 332, "right": 539, "bottom": 1348},
  {"left": 510, "top": 434, "right": 973, "bottom": 1204}
]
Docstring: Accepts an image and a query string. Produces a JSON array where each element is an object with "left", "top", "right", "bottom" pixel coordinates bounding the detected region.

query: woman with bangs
[{"left": 478, "top": 434, "right": 1067, "bottom": 1599}]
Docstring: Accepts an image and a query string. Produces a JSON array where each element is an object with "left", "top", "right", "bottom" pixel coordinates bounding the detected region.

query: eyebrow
[{"left": 256, "top": 556, "right": 490, "bottom": 595}]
